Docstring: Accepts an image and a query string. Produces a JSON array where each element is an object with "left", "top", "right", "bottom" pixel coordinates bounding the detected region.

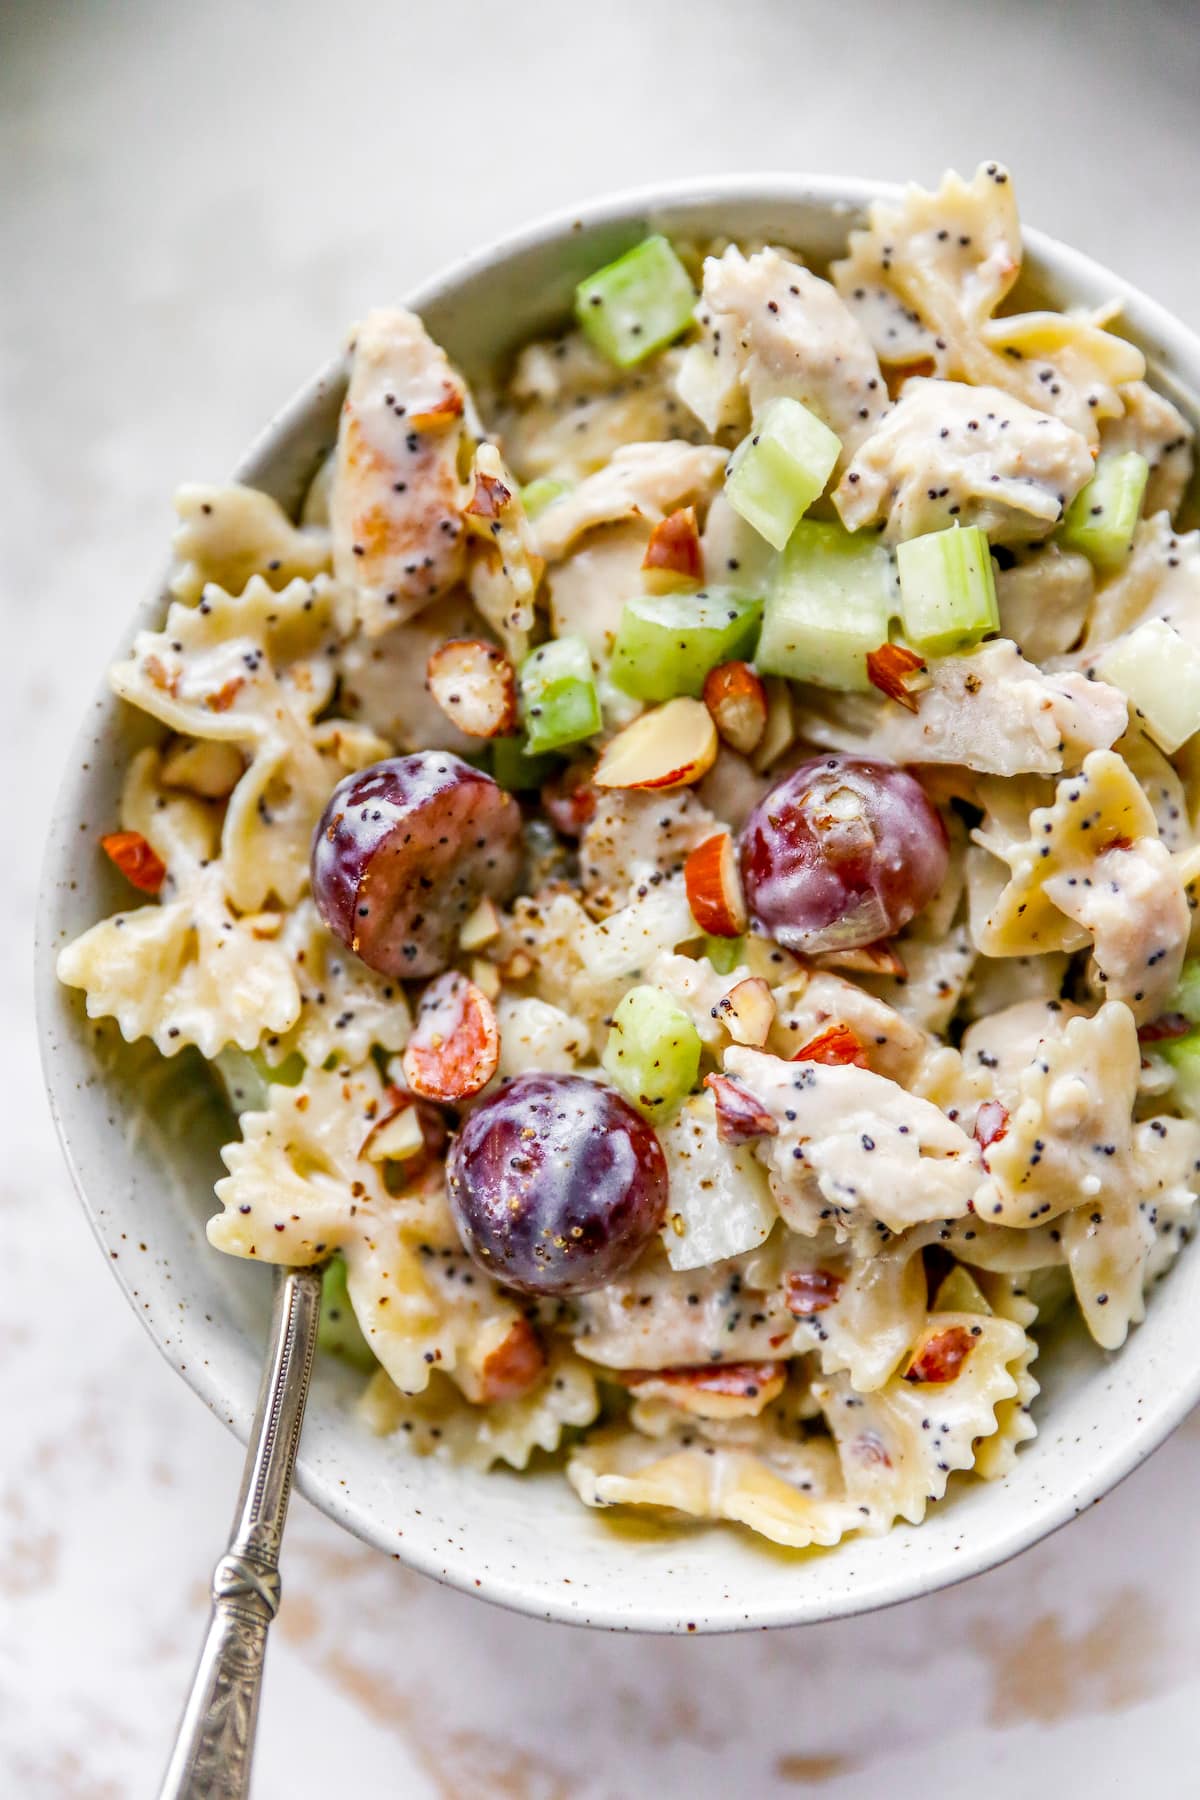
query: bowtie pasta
[{"left": 59, "top": 162, "right": 1200, "bottom": 1552}]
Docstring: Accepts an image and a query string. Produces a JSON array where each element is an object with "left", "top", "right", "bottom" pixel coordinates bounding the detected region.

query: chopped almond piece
[
  {"left": 685, "top": 833, "right": 747, "bottom": 937},
  {"left": 409, "top": 384, "right": 466, "bottom": 431},
  {"left": 594, "top": 698, "right": 718, "bottom": 792},
  {"left": 641, "top": 506, "right": 703, "bottom": 591},
  {"left": 816, "top": 940, "right": 907, "bottom": 978},
  {"left": 205, "top": 676, "right": 244, "bottom": 713},
  {"left": 702, "top": 660, "right": 768, "bottom": 755},
  {"left": 402, "top": 972, "right": 500, "bottom": 1103},
  {"left": 618, "top": 1360, "right": 786, "bottom": 1419},
  {"left": 785, "top": 1268, "right": 844, "bottom": 1316},
  {"left": 476, "top": 1316, "right": 546, "bottom": 1403},
  {"left": 712, "top": 976, "right": 775, "bottom": 1047},
  {"left": 459, "top": 894, "right": 501, "bottom": 951},
  {"left": 1138, "top": 1012, "right": 1192, "bottom": 1044},
  {"left": 974, "top": 1099, "right": 1010, "bottom": 1152},
  {"left": 704, "top": 1072, "right": 779, "bottom": 1144},
  {"left": 541, "top": 762, "right": 597, "bottom": 838},
  {"left": 470, "top": 957, "right": 502, "bottom": 1002},
  {"left": 464, "top": 469, "right": 512, "bottom": 523},
  {"left": 751, "top": 676, "right": 796, "bottom": 773},
  {"left": 361, "top": 1105, "right": 425, "bottom": 1163},
  {"left": 903, "top": 1325, "right": 975, "bottom": 1385},
  {"left": 793, "top": 1023, "right": 868, "bottom": 1068},
  {"left": 426, "top": 638, "right": 517, "bottom": 738},
  {"left": 866, "top": 643, "right": 928, "bottom": 713},
  {"left": 100, "top": 830, "right": 166, "bottom": 895}
]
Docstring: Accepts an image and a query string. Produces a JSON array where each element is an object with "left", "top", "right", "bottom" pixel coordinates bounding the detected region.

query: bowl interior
[{"left": 37, "top": 178, "right": 1200, "bottom": 1631}]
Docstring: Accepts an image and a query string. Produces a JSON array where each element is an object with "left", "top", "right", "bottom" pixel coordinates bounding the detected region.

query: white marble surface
[{"left": 5, "top": 0, "right": 1200, "bottom": 1792}]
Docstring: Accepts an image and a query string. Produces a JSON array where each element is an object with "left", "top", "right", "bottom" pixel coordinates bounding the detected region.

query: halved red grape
[
  {"left": 447, "top": 1072, "right": 669, "bottom": 1295},
  {"left": 740, "top": 755, "right": 948, "bottom": 953},
  {"left": 311, "top": 752, "right": 522, "bottom": 978}
]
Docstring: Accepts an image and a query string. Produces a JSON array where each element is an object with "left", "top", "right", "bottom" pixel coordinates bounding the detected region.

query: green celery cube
[
  {"left": 1060, "top": 452, "right": 1149, "bottom": 572},
  {"left": 519, "top": 636, "right": 602, "bottom": 754},
  {"left": 610, "top": 589, "right": 763, "bottom": 701},
  {"left": 757, "top": 520, "right": 894, "bottom": 690},
  {"left": 491, "top": 736, "right": 560, "bottom": 791},
  {"left": 896, "top": 522, "right": 999, "bottom": 655},
  {"left": 575, "top": 235, "right": 697, "bottom": 368},
  {"left": 1096, "top": 617, "right": 1200, "bottom": 755},
  {"left": 724, "top": 397, "right": 842, "bottom": 551},
  {"left": 602, "top": 984, "right": 702, "bottom": 1119},
  {"left": 520, "top": 477, "right": 571, "bottom": 520}
]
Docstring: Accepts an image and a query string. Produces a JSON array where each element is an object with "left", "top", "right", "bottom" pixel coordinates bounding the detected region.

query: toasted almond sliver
[
  {"left": 363, "top": 1105, "right": 426, "bottom": 1163},
  {"left": 460, "top": 894, "right": 501, "bottom": 951},
  {"left": 594, "top": 697, "right": 718, "bottom": 791}
]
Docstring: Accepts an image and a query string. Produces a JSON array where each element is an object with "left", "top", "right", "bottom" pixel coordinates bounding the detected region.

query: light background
[{"left": 3, "top": 0, "right": 1200, "bottom": 1793}]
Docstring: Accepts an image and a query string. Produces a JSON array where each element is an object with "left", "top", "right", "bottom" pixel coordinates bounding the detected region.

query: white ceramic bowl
[{"left": 37, "top": 176, "right": 1200, "bottom": 1633}]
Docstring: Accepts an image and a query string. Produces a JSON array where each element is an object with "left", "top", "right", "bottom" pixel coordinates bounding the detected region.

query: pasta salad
[{"left": 58, "top": 162, "right": 1200, "bottom": 1550}]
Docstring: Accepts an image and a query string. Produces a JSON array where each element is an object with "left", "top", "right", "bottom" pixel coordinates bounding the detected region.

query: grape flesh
[
  {"left": 740, "top": 755, "right": 948, "bottom": 952},
  {"left": 447, "top": 1073, "right": 669, "bottom": 1295},
  {"left": 311, "top": 752, "right": 522, "bottom": 978}
]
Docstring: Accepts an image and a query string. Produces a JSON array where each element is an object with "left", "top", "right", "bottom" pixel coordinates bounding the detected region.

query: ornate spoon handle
[{"left": 158, "top": 1265, "right": 323, "bottom": 1800}]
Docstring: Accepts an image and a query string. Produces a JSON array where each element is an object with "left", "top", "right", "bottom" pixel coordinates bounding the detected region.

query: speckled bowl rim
[{"left": 36, "top": 172, "right": 1200, "bottom": 1633}]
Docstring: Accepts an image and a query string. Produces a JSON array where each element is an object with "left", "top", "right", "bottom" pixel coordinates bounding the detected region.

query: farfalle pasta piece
[
  {"left": 724, "top": 1046, "right": 982, "bottom": 1236},
  {"left": 1063, "top": 1113, "right": 1200, "bottom": 1350},
  {"left": 677, "top": 247, "right": 887, "bottom": 452},
  {"left": 57, "top": 748, "right": 300, "bottom": 1058},
  {"left": 169, "top": 482, "right": 331, "bottom": 604},
  {"left": 831, "top": 163, "right": 1142, "bottom": 440},
  {"left": 111, "top": 575, "right": 384, "bottom": 912},
  {"left": 567, "top": 1421, "right": 860, "bottom": 1550},
  {"left": 531, "top": 441, "right": 727, "bottom": 562},
  {"left": 970, "top": 751, "right": 1189, "bottom": 1018},
  {"left": 359, "top": 1344, "right": 599, "bottom": 1471},
  {"left": 463, "top": 441, "right": 543, "bottom": 661},
  {"left": 783, "top": 1227, "right": 928, "bottom": 1392},
  {"left": 209, "top": 1062, "right": 529, "bottom": 1394},
  {"left": 330, "top": 307, "right": 471, "bottom": 635},
  {"left": 995, "top": 545, "right": 1094, "bottom": 663},
  {"left": 796, "top": 640, "right": 1126, "bottom": 778},
  {"left": 833, "top": 379, "right": 1094, "bottom": 546},
  {"left": 814, "top": 1310, "right": 1027, "bottom": 1527},
  {"left": 971, "top": 1273, "right": 1040, "bottom": 1480},
  {"left": 265, "top": 898, "right": 411, "bottom": 1070}
]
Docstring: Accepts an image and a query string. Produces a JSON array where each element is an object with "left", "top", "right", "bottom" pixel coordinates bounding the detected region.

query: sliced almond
[
  {"left": 751, "top": 676, "right": 796, "bottom": 773},
  {"left": 816, "top": 940, "right": 907, "bottom": 978},
  {"left": 426, "top": 638, "right": 517, "bottom": 738},
  {"left": 464, "top": 467, "right": 512, "bottom": 525},
  {"left": 617, "top": 1360, "right": 786, "bottom": 1420},
  {"left": 866, "top": 642, "right": 929, "bottom": 713},
  {"left": 685, "top": 833, "right": 747, "bottom": 937},
  {"left": 903, "top": 1325, "right": 975, "bottom": 1385},
  {"left": 704, "top": 1072, "right": 779, "bottom": 1145},
  {"left": 409, "top": 382, "right": 465, "bottom": 431},
  {"left": 362, "top": 1104, "right": 426, "bottom": 1163},
  {"left": 792, "top": 1023, "right": 868, "bottom": 1068},
  {"left": 471, "top": 1316, "right": 546, "bottom": 1404},
  {"left": 702, "top": 660, "right": 768, "bottom": 756},
  {"left": 402, "top": 972, "right": 500, "bottom": 1103},
  {"left": 712, "top": 976, "right": 775, "bottom": 1047},
  {"left": 100, "top": 830, "right": 166, "bottom": 895},
  {"left": 784, "top": 1268, "right": 844, "bottom": 1316},
  {"left": 641, "top": 506, "right": 703, "bottom": 592},
  {"left": 594, "top": 697, "right": 718, "bottom": 792},
  {"left": 459, "top": 894, "right": 501, "bottom": 951}
]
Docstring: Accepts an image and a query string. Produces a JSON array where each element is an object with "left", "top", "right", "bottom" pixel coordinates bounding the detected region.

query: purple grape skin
[
  {"left": 740, "top": 755, "right": 949, "bottom": 953},
  {"left": 447, "top": 1073, "right": 670, "bottom": 1296},
  {"left": 310, "top": 752, "right": 522, "bottom": 979}
]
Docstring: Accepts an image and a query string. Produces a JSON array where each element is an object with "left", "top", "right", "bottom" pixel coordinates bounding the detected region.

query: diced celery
[
  {"left": 318, "top": 1255, "right": 375, "bottom": 1373},
  {"left": 574, "top": 235, "right": 697, "bottom": 368},
  {"left": 702, "top": 934, "right": 745, "bottom": 975},
  {"left": 1096, "top": 618, "right": 1200, "bottom": 755},
  {"left": 519, "top": 635, "right": 602, "bottom": 754},
  {"left": 756, "top": 520, "right": 894, "bottom": 691},
  {"left": 1060, "top": 451, "right": 1149, "bottom": 572},
  {"left": 520, "top": 477, "right": 571, "bottom": 520},
  {"left": 602, "top": 984, "right": 702, "bottom": 1120},
  {"left": 213, "top": 1046, "right": 305, "bottom": 1113},
  {"left": 610, "top": 589, "right": 763, "bottom": 701},
  {"left": 1175, "top": 959, "right": 1200, "bottom": 1025},
  {"left": 491, "top": 735, "right": 559, "bottom": 791},
  {"left": 724, "top": 398, "right": 842, "bottom": 551},
  {"left": 1159, "top": 1032, "right": 1200, "bottom": 1119},
  {"left": 896, "top": 522, "right": 999, "bottom": 655}
]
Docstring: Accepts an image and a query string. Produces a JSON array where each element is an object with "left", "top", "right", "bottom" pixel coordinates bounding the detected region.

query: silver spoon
[{"left": 158, "top": 1265, "right": 323, "bottom": 1799}]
